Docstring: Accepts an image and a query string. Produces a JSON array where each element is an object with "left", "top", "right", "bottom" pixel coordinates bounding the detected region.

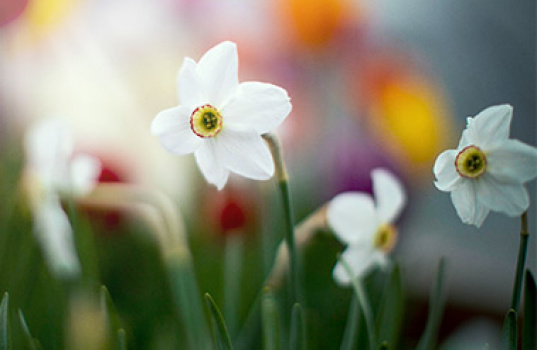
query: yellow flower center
[
  {"left": 190, "top": 104, "right": 223, "bottom": 138},
  {"left": 373, "top": 224, "right": 397, "bottom": 253},
  {"left": 455, "top": 145, "right": 487, "bottom": 179}
]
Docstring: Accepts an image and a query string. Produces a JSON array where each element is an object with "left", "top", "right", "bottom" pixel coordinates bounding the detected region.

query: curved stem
[
  {"left": 263, "top": 134, "right": 300, "bottom": 304},
  {"left": 340, "top": 258, "right": 376, "bottom": 350},
  {"left": 510, "top": 211, "right": 529, "bottom": 311}
]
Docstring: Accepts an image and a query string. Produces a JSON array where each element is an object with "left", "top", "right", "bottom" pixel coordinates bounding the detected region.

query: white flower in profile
[
  {"left": 327, "top": 168, "right": 406, "bottom": 285},
  {"left": 25, "top": 118, "right": 101, "bottom": 198},
  {"left": 433, "top": 104, "right": 537, "bottom": 227},
  {"left": 151, "top": 41, "right": 292, "bottom": 190},
  {"left": 24, "top": 118, "right": 101, "bottom": 278}
]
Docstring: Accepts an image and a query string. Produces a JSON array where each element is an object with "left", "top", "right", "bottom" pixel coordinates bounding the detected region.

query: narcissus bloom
[
  {"left": 24, "top": 118, "right": 101, "bottom": 278},
  {"left": 327, "top": 168, "right": 406, "bottom": 285},
  {"left": 433, "top": 104, "right": 537, "bottom": 227},
  {"left": 25, "top": 119, "right": 101, "bottom": 198},
  {"left": 151, "top": 41, "right": 292, "bottom": 190}
]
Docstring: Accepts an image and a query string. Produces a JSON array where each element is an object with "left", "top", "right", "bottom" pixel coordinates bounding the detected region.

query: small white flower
[
  {"left": 433, "top": 104, "right": 537, "bottom": 227},
  {"left": 327, "top": 168, "right": 406, "bottom": 285},
  {"left": 151, "top": 41, "right": 292, "bottom": 190},
  {"left": 25, "top": 118, "right": 102, "bottom": 198},
  {"left": 24, "top": 118, "right": 101, "bottom": 278}
]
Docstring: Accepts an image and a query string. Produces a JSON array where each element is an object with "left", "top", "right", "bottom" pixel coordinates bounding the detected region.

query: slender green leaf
[
  {"left": 204, "top": 293, "right": 233, "bottom": 350},
  {"left": 523, "top": 270, "right": 536, "bottom": 350},
  {"left": 261, "top": 288, "right": 279, "bottom": 350},
  {"left": 340, "top": 294, "right": 360, "bottom": 350},
  {"left": 100, "top": 286, "right": 122, "bottom": 349},
  {"left": 375, "top": 264, "right": 404, "bottom": 348},
  {"left": 416, "top": 258, "right": 447, "bottom": 350},
  {"left": 289, "top": 303, "right": 306, "bottom": 350},
  {"left": 0, "top": 293, "right": 9, "bottom": 350},
  {"left": 18, "top": 310, "right": 38, "bottom": 350},
  {"left": 502, "top": 309, "right": 517, "bottom": 350},
  {"left": 117, "top": 329, "right": 127, "bottom": 350}
]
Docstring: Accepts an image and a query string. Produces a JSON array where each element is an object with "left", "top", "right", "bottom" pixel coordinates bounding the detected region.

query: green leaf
[
  {"left": 100, "top": 286, "right": 122, "bottom": 348},
  {"left": 117, "top": 329, "right": 127, "bottom": 350},
  {"left": 289, "top": 303, "right": 306, "bottom": 350},
  {"left": 261, "top": 288, "right": 279, "bottom": 350},
  {"left": 416, "top": 258, "right": 447, "bottom": 350},
  {"left": 204, "top": 293, "right": 233, "bottom": 350},
  {"left": 340, "top": 294, "right": 360, "bottom": 350},
  {"left": 0, "top": 293, "right": 9, "bottom": 350},
  {"left": 375, "top": 264, "right": 404, "bottom": 348},
  {"left": 502, "top": 309, "right": 517, "bottom": 350},
  {"left": 100, "top": 286, "right": 121, "bottom": 330},
  {"left": 523, "top": 270, "right": 536, "bottom": 350},
  {"left": 18, "top": 310, "right": 39, "bottom": 350}
]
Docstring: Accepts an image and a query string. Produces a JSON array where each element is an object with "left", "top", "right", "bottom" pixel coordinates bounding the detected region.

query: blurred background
[{"left": 0, "top": 0, "right": 535, "bottom": 349}]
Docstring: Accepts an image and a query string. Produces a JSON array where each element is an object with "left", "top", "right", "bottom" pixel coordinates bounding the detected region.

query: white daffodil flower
[
  {"left": 151, "top": 41, "right": 292, "bottom": 190},
  {"left": 24, "top": 118, "right": 101, "bottom": 278},
  {"left": 433, "top": 104, "right": 537, "bottom": 227},
  {"left": 25, "top": 119, "right": 101, "bottom": 198},
  {"left": 327, "top": 168, "right": 406, "bottom": 285}
]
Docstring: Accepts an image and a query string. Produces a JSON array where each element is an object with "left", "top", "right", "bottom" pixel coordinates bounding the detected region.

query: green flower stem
[
  {"left": 340, "top": 258, "right": 376, "bottom": 350},
  {"left": 66, "top": 196, "right": 100, "bottom": 287},
  {"left": 265, "top": 205, "right": 327, "bottom": 290},
  {"left": 224, "top": 234, "right": 244, "bottom": 336},
  {"left": 353, "top": 280, "right": 376, "bottom": 350},
  {"left": 510, "top": 211, "right": 529, "bottom": 312},
  {"left": 263, "top": 133, "right": 300, "bottom": 304},
  {"left": 340, "top": 293, "right": 360, "bottom": 350}
]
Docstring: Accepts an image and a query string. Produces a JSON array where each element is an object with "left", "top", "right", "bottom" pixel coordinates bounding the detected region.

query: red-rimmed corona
[
  {"left": 190, "top": 104, "right": 223, "bottom": 138},
  {"left": 455, "top": 145, "right": 487, "bottom": 179}
]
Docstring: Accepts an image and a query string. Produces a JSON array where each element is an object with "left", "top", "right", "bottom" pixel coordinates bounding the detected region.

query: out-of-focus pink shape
[{"left": 0, "top": 0, "right": 28, "bottom": 27}]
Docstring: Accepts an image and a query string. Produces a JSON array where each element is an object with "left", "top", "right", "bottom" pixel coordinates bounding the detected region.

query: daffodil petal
[
  {"left": 216, "top": 128, "right": 274, "bottom": 180},
  {"left": 476, "top": 175, "right": 529, "bottom": 217},
  {"left": 332, "top": 246, "right": 382, "bottom": 285},
  {"left": 450, "top": 180, "right": 490, "bottom": 227},
  {"left": 34, "top": 196, "right": 81, "bottom": 278},
  {"left": 487, "top": 139, "right": 537, "bottom": 184},
  {"left": 151, "top": 106, "right": 203, "bottom": 155},
  {"left": 25, "top": 118, "right": 73, "bottom": 171},
  {"left": 220, "top": 82, "right": 292, "bottom": 134},
  {"left": 194, "top": 140, "right": 230, "bottom": 190},
  {"left": 197, "top": 41, "right": 239, "bottom": 107},
  {"left": 433, "top": 149, "right": 462, "bottom": 192},
  {"left": 69, "top": 154, "right": 101, "bottom": 196},
  {"left": 326, "top": 192, "right": 378, "bottom": 245},
  {"left": 177, "top": 57, "right": 206, "bottom": 109},
  {"left": 372, "top": 168, "right": 406, "bottom": 223},
  {"left": 466, "top": 104, "right": 513, "bottom": 149}
]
